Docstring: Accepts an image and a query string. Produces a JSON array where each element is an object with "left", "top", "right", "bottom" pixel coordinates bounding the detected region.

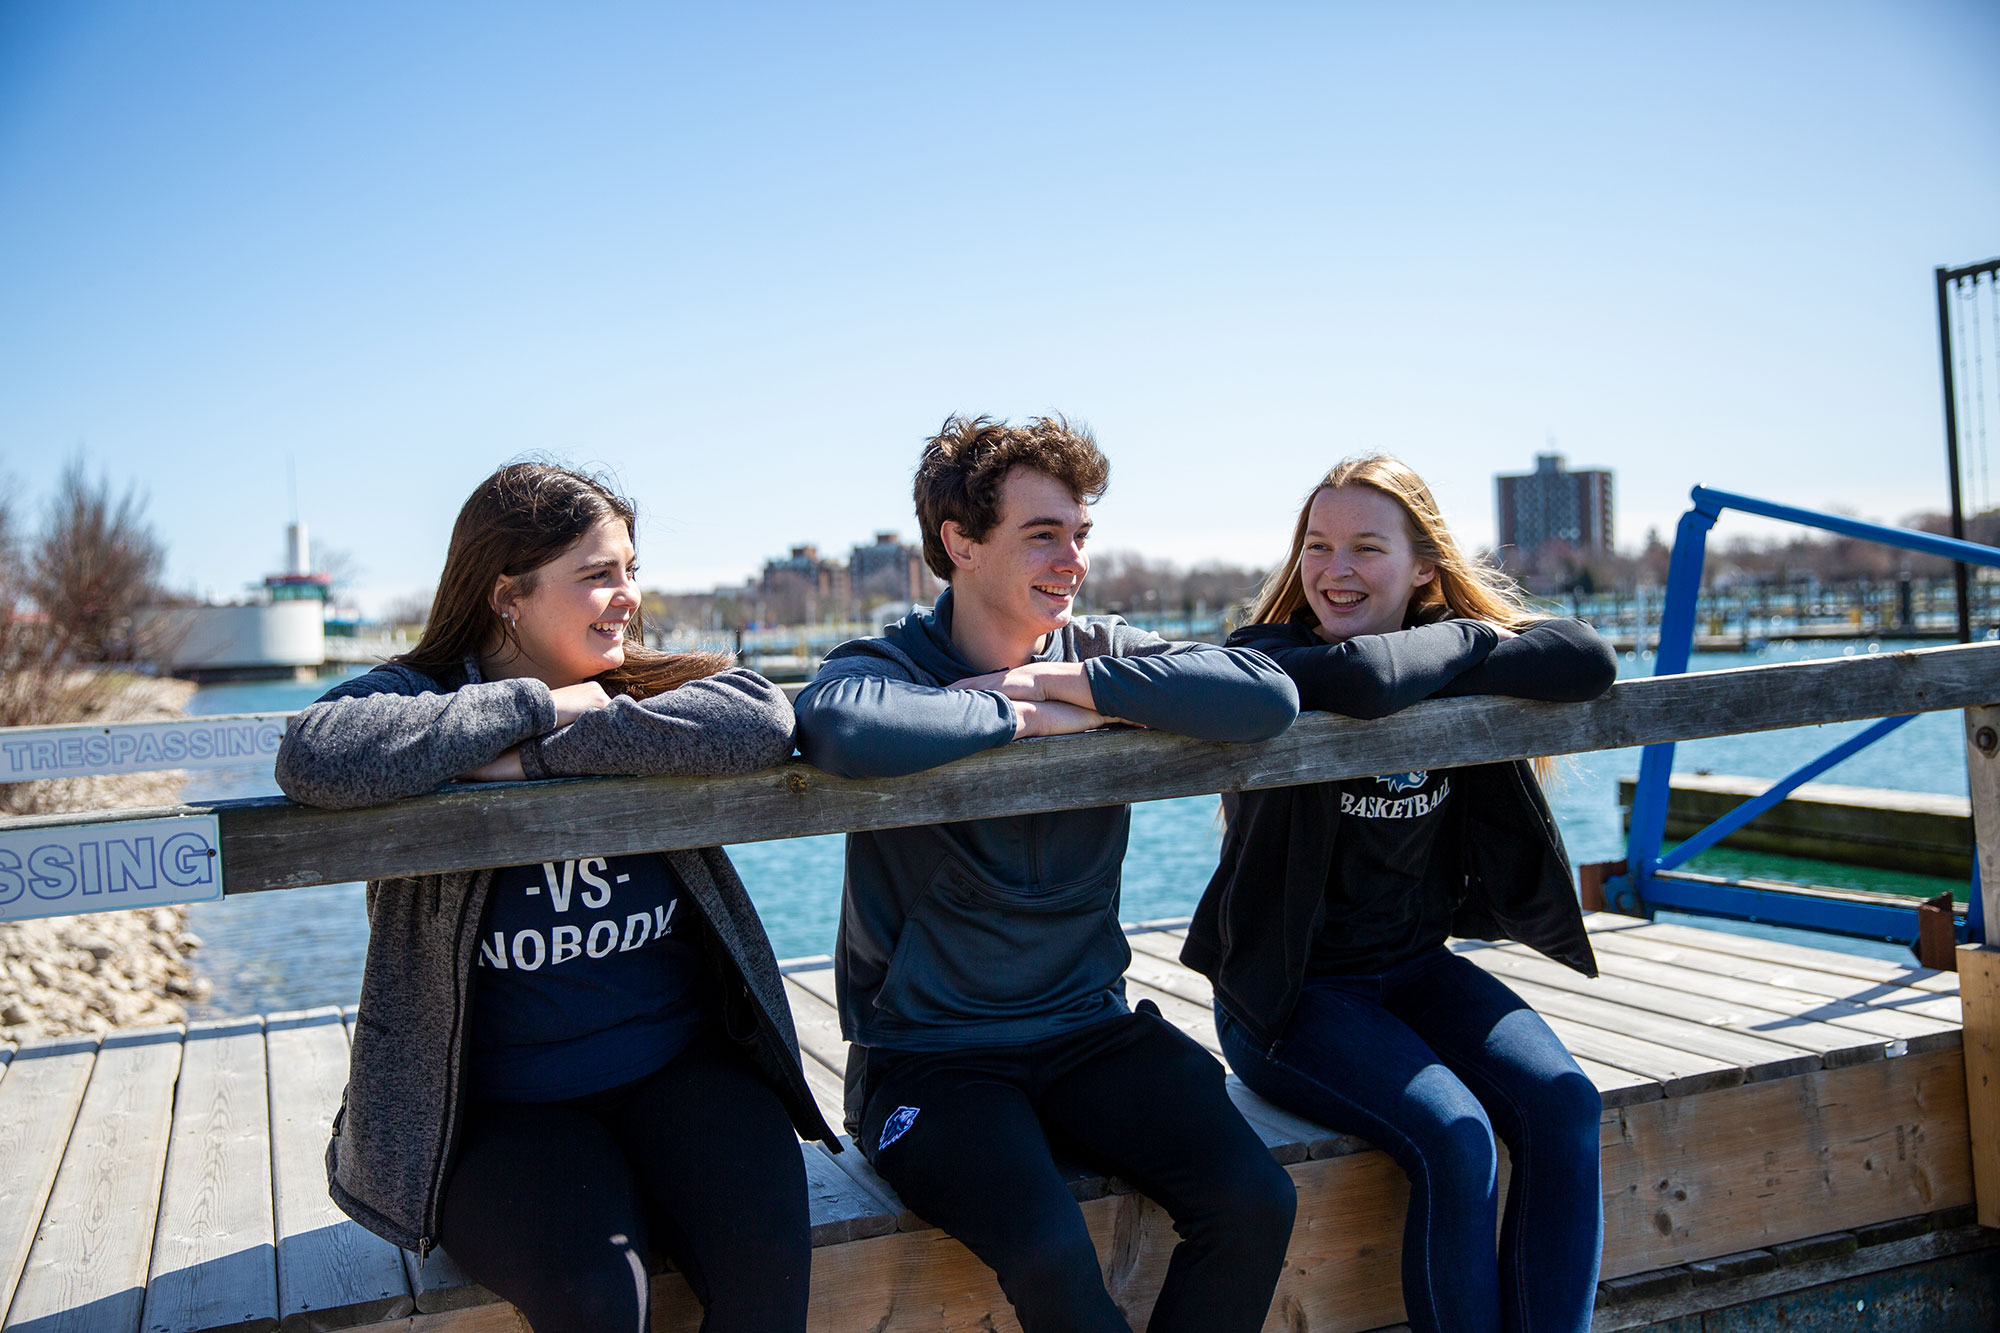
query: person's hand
[
  {"left": 1011, "top": 698, "right": 1112, "bottom": 739},
  {"left": 460, "top": 747, "right": 526, "bottom": 782},
  {"left": 549, "top": 681, "right": 613, "bottom": 726},
  {"left": 950, "top": 661, "right": 1094, "bottom": 708}
]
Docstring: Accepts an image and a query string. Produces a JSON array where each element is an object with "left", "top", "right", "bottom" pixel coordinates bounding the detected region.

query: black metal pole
[{"left": 1938, "top": 265, "right": 1972, "bottom": 643}]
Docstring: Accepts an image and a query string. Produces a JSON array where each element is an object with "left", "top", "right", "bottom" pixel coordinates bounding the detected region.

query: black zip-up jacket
[
  {"left": 1180, "top": 610, "right": 1618, "bottom": 1051},
  {"left": 276, "top": 659, "right": 836, "bottom": 1256}
]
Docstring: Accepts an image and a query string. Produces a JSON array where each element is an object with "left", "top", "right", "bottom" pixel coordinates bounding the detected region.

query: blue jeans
[{"left": 1217, "top": 947, "right": 1602, "bottom": 1333}]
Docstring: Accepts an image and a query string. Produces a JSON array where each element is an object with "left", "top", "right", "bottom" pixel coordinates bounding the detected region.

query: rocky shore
[
  {"left": 0, "top": 906, "right": 212, "bottom": 1037},
  {"left": 0, "top": 674, "right": 216, "bottom": 1043}
]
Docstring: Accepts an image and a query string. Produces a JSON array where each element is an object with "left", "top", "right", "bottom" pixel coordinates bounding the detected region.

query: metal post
[
  {"left": 1938, "top": 266, "right": 1972, "bottom": 644},
  {"left": 1613, "top": 497, "right": 1719, "bottom": 914}
]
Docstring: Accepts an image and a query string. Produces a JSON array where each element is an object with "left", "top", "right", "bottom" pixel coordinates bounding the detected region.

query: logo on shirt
[
  {"left": 1342, "top": 776, "right": 1450, "bottom": 820},
  {"left": 1374, "top": 771, "right": 1427, "bottom": 793},
  {"left": 477, "top": 857, "right": 678, "bottom": 972},
  {"left": 879, "top": 1106, "right": 921, "bottom": 1152}
]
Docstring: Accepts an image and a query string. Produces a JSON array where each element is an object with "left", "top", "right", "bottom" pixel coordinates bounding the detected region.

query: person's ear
[
  {"left": 940, "top": 520, "right": 982, "bottom": 574},
  {"left": 1412, "top": 561, "right": 1436, "bottom": 588},
  {"left": 490, "top": 575, "right": 522, "bottom": 628}
]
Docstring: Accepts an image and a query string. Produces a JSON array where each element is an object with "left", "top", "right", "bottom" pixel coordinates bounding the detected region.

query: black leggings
[
  {"left": 437, "top": 1034, "right": 810, "bottom": 1333},
  {"left": 857, "top": 1005, "right": 1297, "bottom": 1333}
]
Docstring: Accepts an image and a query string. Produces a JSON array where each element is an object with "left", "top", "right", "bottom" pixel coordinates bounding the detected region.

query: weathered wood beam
[
  {"left": 1959, "top": 700, "right": 2000, "bottom": 1227},
  {"left": 6, "top": 640, "right": 1998, "bottom": 895}
]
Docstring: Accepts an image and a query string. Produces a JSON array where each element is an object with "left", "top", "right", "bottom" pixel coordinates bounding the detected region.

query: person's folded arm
[
  {"left": 1230, "top": 619, "right": 1498, "bottom": 719},
  {"left": 521, "top": 668, "right": 796, "bottom": 779},
  {"left": 1081, "top": 629, "right": 1299, "bottom": 742},
  {"left": 794, "top": 657, "right": 1016, "bottom": 779},
  {"left": 1432, "top": 618, "right": 1618, "bottom": 702},
  {"left": 276, "top": 666, "right": 555, "bottom": 810}
]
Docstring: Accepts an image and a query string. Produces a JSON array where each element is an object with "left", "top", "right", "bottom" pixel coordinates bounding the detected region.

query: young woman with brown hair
[
  {"left": 1181, "top": 455, "right": 1618, "bottom": 1333},
  {"left": 277, "top": 462, "right": 832, "bottom": 1333}
]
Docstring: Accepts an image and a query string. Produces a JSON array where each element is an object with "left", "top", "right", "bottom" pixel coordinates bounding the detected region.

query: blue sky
[{"left": 3, "top": 2, "right": 1997, "bottom": 613}]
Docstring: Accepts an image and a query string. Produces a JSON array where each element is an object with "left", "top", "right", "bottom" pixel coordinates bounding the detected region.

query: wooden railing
[{"left": 0, "top": 640, "right": 1990, "bottom": 901}]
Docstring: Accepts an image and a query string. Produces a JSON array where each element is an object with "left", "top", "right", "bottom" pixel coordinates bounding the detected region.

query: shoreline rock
[
  {"left": 0, "top": 906, "right": 212, "bottom": 1039},
  {"left": 0, "top": 674, "right": 216, "bottom": 1043}
]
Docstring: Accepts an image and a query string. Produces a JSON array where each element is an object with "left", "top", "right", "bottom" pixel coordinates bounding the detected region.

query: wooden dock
[{"left": 0, "top": 912, "right": 1985, "bottom": 1333}]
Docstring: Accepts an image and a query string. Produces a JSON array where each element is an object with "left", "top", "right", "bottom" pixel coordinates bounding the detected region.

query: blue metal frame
[
  {"left": 1606, "top": 486, "right": 2000, "bottom": 944},
  {"left": 1652, "top": 715, "right": 1917, "bottom": 874}
]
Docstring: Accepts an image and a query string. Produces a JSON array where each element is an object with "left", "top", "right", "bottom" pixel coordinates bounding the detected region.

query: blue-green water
[{"left": 177, "top": 639, "right": 1972, "bottom": 1019}]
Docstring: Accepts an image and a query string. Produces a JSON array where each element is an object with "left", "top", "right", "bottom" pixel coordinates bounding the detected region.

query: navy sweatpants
[{"left": 857, "top": 1003, "right": 1296, "bottom": 1333}]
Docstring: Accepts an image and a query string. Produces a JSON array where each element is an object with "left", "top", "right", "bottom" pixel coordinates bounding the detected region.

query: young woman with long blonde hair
[{"left": 1182, "top": 455, "right": 1617, "bottom": 1333}]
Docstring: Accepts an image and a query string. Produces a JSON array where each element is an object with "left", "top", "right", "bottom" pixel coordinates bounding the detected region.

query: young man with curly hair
[{"left": 794, "top": 414, "right": 1300, "bottom": 1333}]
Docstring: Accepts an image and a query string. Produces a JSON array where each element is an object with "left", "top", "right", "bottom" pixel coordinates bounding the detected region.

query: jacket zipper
[
  {"left": 680, "top": 852, "right": 829, "bottom": 1141},
  {"left": 420, "top": 662, "right": 488, "bottom": 1258},
  {"left": 1025, "top": 813, "right": 1041, "bottom": 888},
  {"left": 421, "top": 875, "right": 483, "bottom": 1254}
]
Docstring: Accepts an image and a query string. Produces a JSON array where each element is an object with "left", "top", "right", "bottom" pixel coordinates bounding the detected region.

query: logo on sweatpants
[{"left": 879, "top": 1106, "right": 921, "bottom": 1151}]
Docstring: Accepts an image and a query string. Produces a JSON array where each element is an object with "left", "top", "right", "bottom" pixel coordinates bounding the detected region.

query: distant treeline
[
  {"left": 1502, "top": 509, "right": 2000, "bottom": 597},
  {"left": 383, "top": 505, "right": 2000, "bottom": 641},
  {"left": 644, "top": 551, "right": 1273, "bottom": 634}
]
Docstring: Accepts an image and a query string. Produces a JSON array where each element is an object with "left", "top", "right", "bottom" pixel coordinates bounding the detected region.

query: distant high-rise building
[{"left": 1495, "top": 453, "right": 1614, "bottom": 561}]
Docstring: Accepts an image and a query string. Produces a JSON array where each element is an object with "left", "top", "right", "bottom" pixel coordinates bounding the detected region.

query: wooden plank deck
[
  {"left": 142, "top": 1018, "right": 276, "bottom": 1333},
  {"left": 0, "top": 914, "right": 1974, "bottom": 1333}
]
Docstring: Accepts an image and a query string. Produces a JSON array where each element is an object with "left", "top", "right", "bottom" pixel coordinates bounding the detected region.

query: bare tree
[
  {"left": 1075, "top": 551, "right": 1266, "bottom": 623},
  {"left": 315, "top": 545, "right": 364, "bottom": 595},
  {"left": 0, "top": 462, "right": 187, "bottom": 814},
  {"left": 1182, "top": 562, "right": 1267, "bottom": 618},
  {"left": 26, "top": 461, "right": 166, "bottom": 662},
  {"left": 380, "top": 588, "right": 436, "bottom": 633}
]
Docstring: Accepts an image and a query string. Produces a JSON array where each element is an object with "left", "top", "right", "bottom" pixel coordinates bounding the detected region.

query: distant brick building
[
  {"left": 752, "top": 533, "right": 934, "bottom": 623},
  {"left": 847, "top": 531, "right": 930, "bottom": 609},
  {"left": 760, "top": 545, "right": 848, "bottom": 622},
  {"left": 1495, "top": 454, "right": 1614, "bottom": 561}
]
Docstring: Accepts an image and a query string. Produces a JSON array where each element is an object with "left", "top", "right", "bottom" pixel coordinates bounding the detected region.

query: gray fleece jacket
[
  {"left": 276, "top": 659, "right": 835, "bottom": 1257},
  {"left": 793, "top": 590, "right": 1297, "bottom": 1132}
]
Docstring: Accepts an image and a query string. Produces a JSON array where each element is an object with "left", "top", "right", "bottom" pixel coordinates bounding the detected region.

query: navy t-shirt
[
  {"left": 468, "top": 852, "right": 710, "bottom": 1101},
  {"left": 1309, "top": 768, "right": 1459, "bottom": 975}
]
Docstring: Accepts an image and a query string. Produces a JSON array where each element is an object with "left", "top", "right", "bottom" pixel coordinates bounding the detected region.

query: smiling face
[
  {"left": 487, "top": 513, "right": 641, "bottom": 687},
  {"left": 1298, "top": 485, "right": 1434, "bottom": 642},
  {"left": 944, "top": 466, "right": 1091, "bottom": 660}
]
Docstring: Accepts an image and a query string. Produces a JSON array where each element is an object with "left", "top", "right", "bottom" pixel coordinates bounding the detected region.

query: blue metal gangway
[{"left": 1604, "top": 486, "right": 2000, "bottom": 947}]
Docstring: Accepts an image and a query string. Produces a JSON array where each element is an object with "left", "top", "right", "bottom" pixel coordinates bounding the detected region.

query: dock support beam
[{"left": 1959, "top": 703, "right": 2000, "bottom": 1229}]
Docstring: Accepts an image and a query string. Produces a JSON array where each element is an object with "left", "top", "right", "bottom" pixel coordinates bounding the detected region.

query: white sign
[
  {"left": 0, "top": 714, "right": 291, "bottom": 782},
  {"left": 0, "top": 814, "right": 225, "bottom": 922}
]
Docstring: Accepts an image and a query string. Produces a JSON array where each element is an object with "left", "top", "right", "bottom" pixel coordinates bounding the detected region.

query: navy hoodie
[{"left": 793, "top": 590, "right": 1296, "bottom": 1124}]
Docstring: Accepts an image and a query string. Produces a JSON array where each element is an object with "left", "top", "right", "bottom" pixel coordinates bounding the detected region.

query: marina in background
[{"left": 147, "top": 519, "right": 404, "bottom": 683}]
